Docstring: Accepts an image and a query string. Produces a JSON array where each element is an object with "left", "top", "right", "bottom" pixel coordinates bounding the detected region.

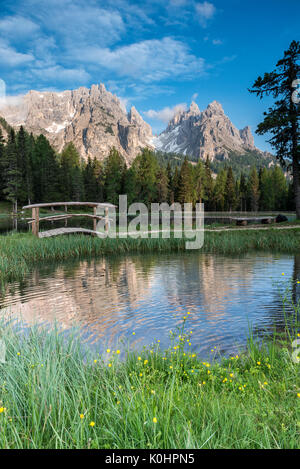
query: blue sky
[{"left": 0, "top": 0, "right": 299, "bottom": 151}]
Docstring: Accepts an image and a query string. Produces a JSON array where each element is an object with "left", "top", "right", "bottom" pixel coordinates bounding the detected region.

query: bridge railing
[{"left": 22, "top": 202, "right": 117, "bottom": 237}]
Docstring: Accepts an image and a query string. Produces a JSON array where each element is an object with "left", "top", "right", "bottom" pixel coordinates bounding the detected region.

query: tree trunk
[{"left": 293, "top": 159, "right": 300, "bottom": 219}]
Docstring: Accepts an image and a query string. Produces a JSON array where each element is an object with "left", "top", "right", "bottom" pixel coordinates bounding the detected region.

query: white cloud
[
  {"left": 0, "top": 15, "right": 39, "bottom": 39},
  {"left": 192, "top": 92, "right": 198, "bottom": 100},
  {"left": 212, "top": 39, "right": 222, "bottom": 45},
  {"left": 25, "top": 0, "right": 125, "bottom": 48},
  {"left": 73, "top": 37, "right": 206, "bottom": 83},
  {"left": 195, "top": 2, "right": 216, "bottom": 26},
  {"left": 143, "top": 103, "right": 187, "bottom": 123},
  {"left": 0, "top": 39, "right": 34, "bottom": 66},
  {"left": 0, "top": 94, "right": 25, "bottom": 110},
  {"left": 32, "top": 65, "right": 90, "bottom": 84}
]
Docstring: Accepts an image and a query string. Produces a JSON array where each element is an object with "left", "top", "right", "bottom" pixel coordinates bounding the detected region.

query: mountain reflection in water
[{"left": 1, "top": 252, "right": 299, "bottom": 360}]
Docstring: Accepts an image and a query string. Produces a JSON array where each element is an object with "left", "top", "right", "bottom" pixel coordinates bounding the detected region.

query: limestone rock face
[
  {"left": 0, "top": 84, "right": 153, "bottom": 164},
  {"left": 153, "top": 101, "right": 258, "bottom": 161}
]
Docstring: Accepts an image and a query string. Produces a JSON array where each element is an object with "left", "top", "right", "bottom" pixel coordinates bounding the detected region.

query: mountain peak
[
  {"left": 189, "top": 101, "right": 200, "bottom": 115},
  {"left": 154, "top": 99, "right": 261, "bottom": 161},
  {"left": 0, "top": 83, "right": 153, "bottom": 164},
  {"left": 206, "top": 100, "right": 224, "bottom": 112}
]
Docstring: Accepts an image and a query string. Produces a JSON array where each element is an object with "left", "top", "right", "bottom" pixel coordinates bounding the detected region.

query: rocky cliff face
[
  {"left": 0, "top": 86, "right": 265, "bottom": 164},
  {"left": 153, "top": 100, "right": 259, "bottom": 161},
  {"left": 0, "top": 84, "right": 153, "bottom": 164}
]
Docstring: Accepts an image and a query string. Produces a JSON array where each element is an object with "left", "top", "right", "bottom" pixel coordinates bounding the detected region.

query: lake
[{"left": 1, "top": 251, "right": 299, "bottom": 360}]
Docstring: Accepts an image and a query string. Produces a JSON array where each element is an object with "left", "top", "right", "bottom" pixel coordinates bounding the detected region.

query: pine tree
[
  {"left": 239, "top": 173, "right": 248, "bottom": 211},
  {"left": 194, "top": 160, "right": 205, "bottom": 204},
  {"left": 17, "top": 126, "right": 34, "bottom": 204},
  {"left": 178, "top": 157, "right": 194, "bottom": 204},
  {"left": 33, "top": 135, "right": 60, "bottom": 202},
  {"left": 203, "top": 157, "right": 214, "bottom": 211},
  {"left": 171, "top": 165, "right": 180, "bottom": 203},
  {"left": 213, "top": 169, "right": 227, "bottom": 211},
  {"left": 60, "top": 142, "right": 82, "bottom": 200},
  {"left": 259, "top": 167, "right": 274, "bottom": 210},
  {"left": 157, "top": 167, "right": 169, "bottom": 203},
  {"left": 247, "top": 167, "right": 260, "bottom": 211},
  {"left": 104, "top": 148, "right": 125, "bottom": 205},
  {"left": 132, "top": 149, "right": 159, "bottom": 206},
  {"left": 124, "top": 166, "right": 138, "bottom": 205},
  {"left": 166, "top": 162, "right": 173, "bottom": 204},
  {"left": 272, "top": 166, "right": 288, "bottom": 210},
  {"left": 2, "top": 129, "right": 21, "bottom": 213},
  {"left": 249, "top": 40, "right": 300, "bottom": 218},
  {"left": 224, "top": 166, "right": 236, "bottom": 211}
]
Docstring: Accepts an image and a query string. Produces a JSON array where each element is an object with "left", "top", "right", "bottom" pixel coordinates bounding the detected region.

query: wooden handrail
[
  {"left": 27, "top": 214, "right": 105, "bottom": 224},
  {"left": 22, "top": 202, "right": 116, "bottom": 209},
  {"left": 22, "top": 202, "right": 115, "bottom": 237}
]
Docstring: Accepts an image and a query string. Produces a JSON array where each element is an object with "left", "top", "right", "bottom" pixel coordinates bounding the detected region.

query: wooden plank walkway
[{"left": 38, "top": 228, "right": 106, "bottom": 238}]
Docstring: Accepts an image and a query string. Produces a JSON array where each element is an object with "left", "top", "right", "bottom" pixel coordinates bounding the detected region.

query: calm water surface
[{"left": 1, "top": 252, "right": 299, "bottom": 359}]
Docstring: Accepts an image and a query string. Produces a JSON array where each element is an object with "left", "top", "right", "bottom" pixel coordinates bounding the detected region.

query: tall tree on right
[{"left": 249, "top": 40, "right": 300, "bottom": 218}]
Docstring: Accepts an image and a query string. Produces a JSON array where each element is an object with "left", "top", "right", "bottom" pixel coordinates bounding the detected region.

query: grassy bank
[
  {"left": 0, "top": 312, "right": 299, "bottom": 449},
  {"left": 0, "top": 229, "right": 300, "bottom": 284}
]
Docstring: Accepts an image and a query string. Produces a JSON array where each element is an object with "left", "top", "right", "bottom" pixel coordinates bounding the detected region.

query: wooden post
[
  {"left": 93, "top": 206, "right": 97, "bottom": 232},
  {"left": 35, "top": 207, "right": 39, "bottom": 236},
  {"left": 105, "top": 206, "right": 109, "bottom": 233},
  {"left": 31, "top": 208, "right": 36, "bottom": 235},
  {"left": 32, "top": 207, "right": 40, "bottom": 236}
]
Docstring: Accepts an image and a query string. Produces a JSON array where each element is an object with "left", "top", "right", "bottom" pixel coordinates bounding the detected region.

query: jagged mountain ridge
[
  {"left": 0, "top": 84, "right": 153, "bottom": 165},
  {"left": 0, "top": 83, "right": 270, "bottom": 165},
  {"left": 153, "top": 100, "right": 265, "bottom": 161}
]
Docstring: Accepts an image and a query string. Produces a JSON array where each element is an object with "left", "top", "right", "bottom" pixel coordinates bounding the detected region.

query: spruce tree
[
  {"left": 132, "top": 149, "right": 159, "bottom": 206},
  {"left": 239, "top": 173, "right": 248, "bottom": 211},
  {"left": 104, "top": 148, "right": 125, "bottom": 205},
  {"left": 249, "top": 40, "right": 300, "bottom": 218},
  {"left": 2, "top": 128, "right": 21, "bottom": 213},
  {"left": 178, "top": 157, "right": 194, "bottom": 204},
  {"left": 203, "top": 157, "right": 214, "bottom": 211},
  {"left": 213, "top": 169, "right": 227, "bottom": 211},
  {"left": 247, "top": 167, "right": 260, "bottom": 211},
  {"left": 224, "top": 166, "right": 236, "bottom": 211},
  {"left": 17, "top": 126, "right": 34, "bottom": 204}
]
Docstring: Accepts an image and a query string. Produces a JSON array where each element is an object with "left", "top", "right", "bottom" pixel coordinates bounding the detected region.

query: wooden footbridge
[{"left": 22, "top": 202, "right": 116, "bottom": 238}]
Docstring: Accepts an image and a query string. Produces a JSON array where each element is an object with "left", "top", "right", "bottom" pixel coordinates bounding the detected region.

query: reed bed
[
  {"left": 0, "top": 306, "right": 299, "bottom": 449},
  {"left": 0, "top": 229, "right": 299, "bottom": 284}
]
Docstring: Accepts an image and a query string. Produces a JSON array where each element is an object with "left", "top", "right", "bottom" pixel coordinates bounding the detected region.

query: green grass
[
  {"left": 0, "top": 230, "right": 299, "bottom": 285},
  {"left": 0, "top": 309, "right": 299, "bottom": 449}
]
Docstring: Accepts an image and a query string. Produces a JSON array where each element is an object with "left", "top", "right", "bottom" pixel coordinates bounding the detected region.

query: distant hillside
[{"left": 155, "top": 149, "right": 277, "bottom": 177}]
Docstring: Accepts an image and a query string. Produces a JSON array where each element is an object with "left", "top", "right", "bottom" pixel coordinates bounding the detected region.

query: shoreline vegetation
[
  {"left": 0, "top": 310, "right": 299, "bottom": 449},
  {"left": 0, "top": 228, "right": 300, "bottom": 284}
]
